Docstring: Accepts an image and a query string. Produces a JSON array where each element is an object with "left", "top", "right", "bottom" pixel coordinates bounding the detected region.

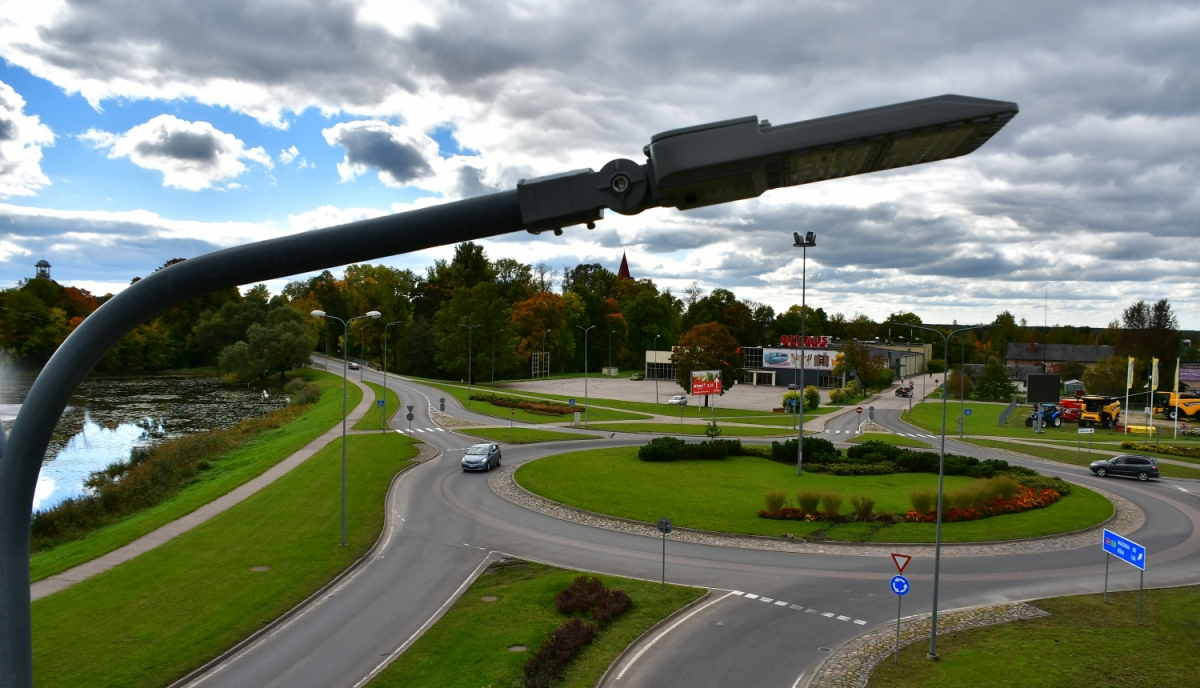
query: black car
[
  {"left": 1090, "top": 454, "right": 1159, "bottom": 481},
  {"left": 461, "top": 443, "right": 502, "bottom": 472}
]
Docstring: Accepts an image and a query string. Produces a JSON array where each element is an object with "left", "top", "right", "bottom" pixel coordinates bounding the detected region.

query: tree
[
  {"left": 1083, "top": 355, "right": 1129, "bottom": 396},
  {"left": 945, "top": 365, "right": 974, "bottom": 399},
  {"left": 1118, "top": 298, "right": 1180, "bottom": 364},
  {"left": 402, "top": 317, "right": 438, "bottom": 377},
  {"left": 434, "top": 283, "right": 518, "bottom": 382},
  {"left": 248, "top": 305, "right": 317, "bottom": 383},
  {"left": 832, "top": 341, "right": 889, "bottom": 390},
  {"left": 672, "top": 322, "right": 745, "bottom": 397},
  {"left": 974, "top": 358, "right": 1017, "bottom": 401},
  {"left": 513, "top": 291, "right": 567, "bottom": 369},
  {"left": 218, "top": 341, "right": 261, "bottom": 384}
]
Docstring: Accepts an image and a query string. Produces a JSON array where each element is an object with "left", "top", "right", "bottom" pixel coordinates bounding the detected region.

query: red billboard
[
  {"left": 778, "top": 335, "right": 831, "bottom": 348},
  {"left": 690, "top": 370, "right": 722, "bottom": 395}
]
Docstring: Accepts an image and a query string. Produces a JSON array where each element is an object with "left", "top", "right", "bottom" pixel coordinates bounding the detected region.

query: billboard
[
  {"left": 761, "top": 348, "right": 836, "bottom": 370},
  {"left": 1181, "top": 364, "right": 1200, "bottom": 383},
  {"left": 1026, "top": 374, "right": 1060, "bottom": 404},
  {"left": 691, "top": 370, "right": 722, "bottom": 395},
  {"left": 778, "top": 334, "right": 831, "bottom": 348}
]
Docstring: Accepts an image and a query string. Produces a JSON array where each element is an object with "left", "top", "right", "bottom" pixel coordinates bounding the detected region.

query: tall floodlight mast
[{"left": 0, "top": 94, "right": 1017, "bottom": 686}]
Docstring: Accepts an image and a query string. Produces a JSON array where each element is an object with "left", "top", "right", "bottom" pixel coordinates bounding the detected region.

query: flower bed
[
  {"left": 470, "top": 393, "right": 581, "bottom": 416},
  {"left": 902, "top": 485, "right": 1062, "bottom": 523}
]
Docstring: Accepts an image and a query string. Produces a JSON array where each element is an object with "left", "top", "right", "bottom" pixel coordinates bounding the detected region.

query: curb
[
  {"left": 594, "top": 590, "right": 713, "bottom": 687},
  {"left": 167, "top": 443, "right": 442, "bottom": 688}
]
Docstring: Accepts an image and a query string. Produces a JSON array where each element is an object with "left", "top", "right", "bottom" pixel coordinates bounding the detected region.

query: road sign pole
[
  {"left": 895, "top": 594, "right": 902, "bottom": 664},
  {"left": 1103, "top": 552, "right": 1110, "bottom": 603},
  {"left": 1138, "top": 569, "right": 1144, "bottom": 625},
  {"left": 661, "top": 530, "right": 666, "bottom": 589}
]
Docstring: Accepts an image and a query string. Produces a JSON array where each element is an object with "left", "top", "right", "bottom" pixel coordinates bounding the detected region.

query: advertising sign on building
[
  {"left": 1180, "top": 364, "right": 1200, "bottom": 383},
  {"left": 761, "top": 348, "right": 837, "bottom": 370},
  {"left": 778, "top": 335, "right": 831, "bottom": 349},
  {"left": 691, "top": 370, "right": 722, "bottom": 395}
]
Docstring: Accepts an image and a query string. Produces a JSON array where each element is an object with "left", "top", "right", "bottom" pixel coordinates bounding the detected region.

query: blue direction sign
[
  {"left": 1103, "top": 529, "right": 1146, "bottom": 570},
  {"left": 377, "top": 399, "right": 385, "bottom": 407},
  {"left": 569, "top": 398, "right": 576, "bottom": 407},
  {"left": 964, "top": 408, "right": 972, "bottom": 416},
  {"left": 889, "top": 575, "right": 910, "bottom": 596}
]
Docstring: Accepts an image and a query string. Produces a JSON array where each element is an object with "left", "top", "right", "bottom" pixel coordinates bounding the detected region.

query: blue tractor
[{"left": 1025, "top": 403, "right": 1063, "bottom": 428}]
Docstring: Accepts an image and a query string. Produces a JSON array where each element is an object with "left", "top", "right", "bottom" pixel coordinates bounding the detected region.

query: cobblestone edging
[
  {"left": 488, "top": 465, "right": 1141, "bottom": 559},
  {"left": 806, "top": 602, "right": 1049, "bottom": 688},
  {"left": 412, "top": 440, "right": 439, "bottom": 462}
]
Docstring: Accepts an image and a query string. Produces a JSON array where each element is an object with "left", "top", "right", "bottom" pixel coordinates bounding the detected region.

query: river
[{"left": 0, "top": 371, "right": 289, "bottom": 513}]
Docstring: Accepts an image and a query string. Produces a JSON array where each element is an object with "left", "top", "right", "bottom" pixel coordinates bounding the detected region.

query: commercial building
[{"left": 1005, "top": 343, "right": 1115, "bottom": 372}]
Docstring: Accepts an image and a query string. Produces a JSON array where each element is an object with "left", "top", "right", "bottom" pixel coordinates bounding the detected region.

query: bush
[
  {"left": 796, "top": 490, "right": 822, "bottom": 516},
  {"left": 522, "top": 617, "right": 597, "bottom": 688},
  {"left": 947, "top": 477, "right": 1020, "bottom": 511},
  {"left": 803, "top": 385, "right": 821, "bottom": 411},
  {"left": 1018, "top": 474, "right": 1073, "bottom": 496},
  {"left": 637, "top": 436, "right": 733, "bottom": 462},
  {"left": 288, "top": 382, "right": 321, "bottom": 406},
  {"left": 1124, "top": 441, "right": 1200, "bottom": 459},
  {"left": 821, "top": 492, "right": 843, "bottom": 519},
  {"left": 764, "top": 490, "right": 787, "bottom": 513},
  {"left": 471, "top": 393, "right": 577, "bottom": 416},
  {"left": 828, "top": 387, "right": 846, "bottom": 405},
  {"left": 590, "top": 587, "right": 632, "bottom": 627},
  {"left": 704, "top": 421, "right": 723, "bottom": 439},
  {"left": 910, "top": 488, "right": 937, "bottom": 515},
  {"left": 556, "top": 576, "right": 605, "bottom": 614},
  {"left": 849, "top": 495, "right": 876, "bottom": 521},
  {"left": 638, "top": 436, "right": 686, "bottom": 462},
  {"left": 844, "top": 379, "right": 860, "bottom": 397},
  {"left": 819, "top": 462, "right": 895, "bottom": 476},
  {"left": 283, "top": 377, "right": 309, "bottom": 394},
  {"left": 770, "top": 437, "right": 840, "bottom": 465}
]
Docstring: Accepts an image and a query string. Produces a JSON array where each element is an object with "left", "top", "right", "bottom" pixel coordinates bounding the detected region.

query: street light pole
[
  {"left": 311, "top": 309, "right": 380, "bottom": 546},
  {"left": 653, "top": 334, "right": 662, "bottom": 404},
  {"left": 540, "top": 329, "right": 551, "bottom": 379},
  {"left": 577, "top": 325, "right": 596, "bottom": 427},
  {"left": 792, "top": 231, "right": 816, "bottom": 475},
  {"left": 459, "top": 323, "right": 482, "bottom": 404},
  {"left": 907, "top": 323, "right": 981, "bottom": 660},
  {"left": 383, "top": 320, "right": 402, "bottom": 434},
  {"left": 491, "top": 327, "right": 506, "bottom": 386},
  {"left": 608, "top": 330, "right": 615, "bottom": 371}
]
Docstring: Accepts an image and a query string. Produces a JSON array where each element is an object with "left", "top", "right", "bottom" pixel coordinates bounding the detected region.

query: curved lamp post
[
  {"left": 653, "top": 334, "right": 662, "bottom": 404},
  {"left": 905, "top": 322, "right": 983, "bottom": 660},
  {"left": 383, "top": 320, "right": 403, "bottom": 432},
  {"left": 577, "top": 325, "right": 596, "bottom": 426},
  {"left": 311, "top": 309, "right": 381, "bottom": 546},
  {"left": 459, "top": 323, "right": 482, "bottom": 404}
]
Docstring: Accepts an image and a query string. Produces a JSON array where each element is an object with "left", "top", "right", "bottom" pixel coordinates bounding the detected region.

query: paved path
[{"left": 30, "top": 373, "right": 375, "bottom": 601}]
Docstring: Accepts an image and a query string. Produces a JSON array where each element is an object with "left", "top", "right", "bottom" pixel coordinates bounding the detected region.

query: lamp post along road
[
  {"left": 792, "top": 231, "right": 815, "bottom": 475},
  {"left": 310, "top": 310, "right": 380, "bottom": 547},
  {"left": 0, "top": 94, "right": 1017, "bottom": 687},
  {"left": 608, "top": 330, "right": 615, "bottom": 371},
  {"left": 907, "top": 323, "right": 982, "bottom": 660},
  {"left": 577, "top": 325, "right": 596, "bottom": 427},
  {"left": 540, "top": 329, "right": 551, "bottom": 380},
  {"left": 491, "top": 328, "right": 506, "bottom": 386},
  {"left": 383, "top": 320, "right": 402, "bottom": 434},
  {"left": 459, "top": 323, "right": 482, "bottom": 404},
  {"left": 653, "top": 334, "right": 662, "bottom": 404}
]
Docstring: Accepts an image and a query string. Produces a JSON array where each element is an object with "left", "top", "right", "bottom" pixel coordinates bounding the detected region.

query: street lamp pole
[
  {"left": 311, "top": 309, "right": 380, "bottom": 546},
  {"left": 577, "top": 325, "right": 596, "bottom": 427},
  {"left": 540, "top": 329, "right": 551, "bottom": 379},
  {"left": 491, "top": 327, "right": 506, "bottom": 386},
  {"left": 653, "top": 334, "right": 662, "bottom": 404},
  {"left": 906, "top": 323, "right": 981, "bottom": 660},
  {"left": 608, "top": 330, "right": 615, "bottom": 371},
  {"left": 459, "top": 323, "right": 482, "bottom": 404},
  {"left": 383, "top": 320, "right": 402, "bottom": 434},
  {"left": 792, "top": 231, "right": 816, "bottom": 476}
]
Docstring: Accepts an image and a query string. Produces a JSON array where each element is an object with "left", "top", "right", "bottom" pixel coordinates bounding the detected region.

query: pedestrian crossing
[
  {"left": 398, "top": 427, "right": 446, "bottom": 434},
  {"left": 820, "top": 429, "right": 936, "bottom": 440}
]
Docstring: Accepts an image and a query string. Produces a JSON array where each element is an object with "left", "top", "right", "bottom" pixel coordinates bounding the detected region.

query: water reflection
[{"left": 0, "top": 372, "right": 288, "bottom": 513}]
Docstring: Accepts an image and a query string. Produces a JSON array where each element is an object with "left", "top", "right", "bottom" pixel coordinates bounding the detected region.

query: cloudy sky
[{"left": 0, "top": 0, "right": 1196, "bottom": 327}]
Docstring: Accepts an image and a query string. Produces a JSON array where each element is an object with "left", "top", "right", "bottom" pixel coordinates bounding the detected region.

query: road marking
[
  {"left": 760, "top": 597, "right": 774, "bottom": 603},
  {"left": 774, "top": 600, "right": 788, "bottom": 606},
  {"left": 836, "top": 615, "right": 850, "bottom": 621},
  {"left": 790, "top": 604, "right": 804, "bottom": 610},
  {"left": 615, "top": 591, "right": 736, "bottom": 680},
  {"left": 730, "top": 590, "right": 745, "bottom": 596},
  {"left": 854, "top": 619, "right": 867, "bottom": 625},
  {"left": 821, "top": 612, "right": 834, "bottom": 617},
  {"left": 790, "top": 671, "right": 806, "bottom": 688},
  {"left": 744, "top": 594, "right": 759, "bottom": 599},
  {"left": 805, "top": 609, "right": 818, "bottom": 614}
]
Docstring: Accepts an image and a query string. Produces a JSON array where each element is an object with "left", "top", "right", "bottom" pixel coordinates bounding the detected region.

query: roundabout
[{"left": 180, "top": 369, "right": 1200, "bottom": 688}]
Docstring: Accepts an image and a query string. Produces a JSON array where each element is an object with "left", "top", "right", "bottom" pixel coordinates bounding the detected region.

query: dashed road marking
[
  {"left": 744, "top": 594, "right": 759, "bottom": 599},
  {"left": 774, "top": 600, "right": 788, "bottom": 606},
  {"left": 836, "top": 615, "right": 850, "bottom": 621},
  {"left": 821, "top": 612, "right": 835, "bottom": 618},
  {"left": 853, "top": 619, "right": 867, "bottom": 625},
  {"left": 731, "top": 591, "right": 866, "bottom": 625},
  {"left": 760, "top": 597, "right": 774, "bottom": 603}
]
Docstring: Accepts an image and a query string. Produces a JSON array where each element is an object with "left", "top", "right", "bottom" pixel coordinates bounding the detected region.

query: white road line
[
  {"left": 821, "top": 612, "right": 834, "bottom": 617},
  {"left": 836, "top": 615, "right": 850, "bottom": 621},
  {"left": 774, "top": 600, "right": 788, "bottom": 606},
  {"left": 744, "top": 594, "right": 759, "bottom": 599},
  {"left": 730, "top": 590, "right": 745, "bottom": 596},
  {"left": 854, "top": 619, "right": 867, "bottom": 625},
  {"left": 789, "top": 604, "right": 804, "bottom": 611},
  {"left": 790, "top": 671, "right": 806, "bottom": 688},
  {"left": 760, "top": 597, "right": 774, "bottom": 603},
  {"left": 615, "top": 591, "right": 735, "bottom": 681}
]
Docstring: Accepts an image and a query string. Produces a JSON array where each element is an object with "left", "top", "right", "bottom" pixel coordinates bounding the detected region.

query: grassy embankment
[
  {"left": 418, "top": 381, "right": 651, "bottom": 424},
  {"left": 368, "top": 560, "right": 704, "bottom": 687},
  {"left": 595, "top": 422, "right": 799, "bottom": 437},
  {"left": 353, "top": 380, "right": 401, "bottom": 431},
  {"left": 30, "top": 369, "right": 362, "bottom": 582},
  {"left": 870, "top": 586, "right": 1200, "bottom": 687},
  {"left": 962, "top": 439, "right": 1200, "bottom": 480},
  {"left": 515, "top": 448, "right": 1111, "bottom": 543},
  {"left": 460, "top": 427, "right": 602, "bottom": 444},
  {"left": 33, "top": 432, "right": 418, "bottom": 688},
  {"left": 849, "top": 433, "right": 930, "bottom": 448}
]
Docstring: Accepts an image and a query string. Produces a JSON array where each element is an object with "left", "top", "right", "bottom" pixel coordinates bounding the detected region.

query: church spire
[{"left": 617, "top": 252, "right": 632, "bottom": 280}]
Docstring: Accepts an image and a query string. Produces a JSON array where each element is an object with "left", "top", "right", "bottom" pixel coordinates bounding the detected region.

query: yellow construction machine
[
  {"left": 1078, "top": 396, "right": 1121, "bottom": 429},
  {"left": 1154, "top": 391, "right": 1200, "bottom": 421}
]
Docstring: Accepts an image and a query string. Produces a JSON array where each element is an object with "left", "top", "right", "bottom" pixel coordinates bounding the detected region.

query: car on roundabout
[
  {"left": 462, "top": 443, "right": 502, "bottom": 472},
  {"left": 1090, "top": 454, "right": 1159, "bottom": 481},
  {"left": 667, "top": 394, "right": 689, "bottom": 405}
]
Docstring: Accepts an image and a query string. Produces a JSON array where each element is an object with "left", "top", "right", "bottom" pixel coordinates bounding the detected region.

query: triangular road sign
[{"left": 891, "top": 553, "right": 911, "bottom": 574}]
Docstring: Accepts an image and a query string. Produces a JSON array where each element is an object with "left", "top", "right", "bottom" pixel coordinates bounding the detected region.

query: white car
[{"left": 667, "top": 395, "right": 689, "bottom": 405}]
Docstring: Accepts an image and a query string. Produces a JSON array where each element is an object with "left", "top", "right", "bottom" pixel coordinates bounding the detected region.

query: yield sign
[{"left": 890, "top": 553, "right": 911, "bottom": 574}]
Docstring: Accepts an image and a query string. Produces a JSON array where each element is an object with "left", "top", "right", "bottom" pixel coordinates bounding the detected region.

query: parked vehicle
[
  {"left": 667, "top": 394, "right": 689, "bottom": 405},
  {"left": 1089, "top": 454, "right": 1159, "bottom": 481},
  {"left": 630, "top": 373, "right": 645, "bottom": 381},
  {"left": 1025, "top": 403, "right": 1063, "bottom": 428},
  {"left": 1078, "top": 396, "right": 1121, "bottom": 429},
  {"left": 1154, "top": 391, "right": 1200, "bottom": 421},
  {"left": 1058, "top": 398, "right": 1083, "bottom": 423},
  {"left": 461, "top": 443, "right": 502, "bottom": 472}
]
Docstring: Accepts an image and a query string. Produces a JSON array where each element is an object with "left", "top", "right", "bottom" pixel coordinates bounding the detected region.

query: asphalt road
[{"left": 185, "top": 368, "right": 1200, "bottom": 688}]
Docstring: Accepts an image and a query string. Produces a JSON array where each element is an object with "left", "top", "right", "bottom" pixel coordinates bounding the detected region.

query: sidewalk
[{"left": 31, "top": 376, "right": 376, "bottom": 601}]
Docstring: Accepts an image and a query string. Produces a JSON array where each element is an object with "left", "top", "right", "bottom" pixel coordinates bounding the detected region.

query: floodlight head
[
  {"left": 367, "top": 311, "right": 382, "bottom": 318},
  {"left": 806, "top": 232, "right": 816, "bottom": 245},
  {"left": 311, "top": 310, "right": 326, "bottom": 318}
]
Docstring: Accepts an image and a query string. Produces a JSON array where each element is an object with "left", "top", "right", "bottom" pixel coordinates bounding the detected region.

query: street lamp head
[
  {"left": 366, "top": 311, "right": 381, "bottom": 318},
  {"left": 310, "top": 310, "right": 326, "bottom": 318},
  {"left": 792, "top": 231, "right": 816, "bottom": 247}
]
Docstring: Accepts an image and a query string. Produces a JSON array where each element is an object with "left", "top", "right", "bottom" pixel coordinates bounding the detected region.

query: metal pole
[
  {"left": 1103, "top": 552, "right": 1110, "bottom": 603},
  {"left": 895, "top": 594, "right": 902, "bottom": 664},
  {"left": 341, "top": 318, "right": 348, "bottom": 545},
  {"left": 460, "top": 323, "right": 480, "bottom": 404},
  {"left": 360, "top": 325, "right": 365, "bottom": 381},
  {"left": 654, "top": 334, "right": 661, "bottom": 404},
  {"left": 491, "top": 328, "right": 505, "bottom": 387},
  {"left": 1138, "top": 568, "right": 1144, "bottom": 625},
  {"left": 959, "top": 338, "right": 965, "bottom": 438},
  {"left": 383, "top": 320, "right": 400, "bottom": 434},
  {"left": 661, "top": 530, "right": 666, "bottom": 590},
  {"left": 798, "top": 242, "right": 806, "bottom": 476}
]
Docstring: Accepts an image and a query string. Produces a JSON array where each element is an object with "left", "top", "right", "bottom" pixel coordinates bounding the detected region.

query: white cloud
[
  {"left": 0, "top": 79, "right": 54, "bottom": 198},
  {"left": 278, "top": 145, "right": 299, "bottom": 164},
  {"left": 80, "top": 115, "right": 272, "bottom": 191}
]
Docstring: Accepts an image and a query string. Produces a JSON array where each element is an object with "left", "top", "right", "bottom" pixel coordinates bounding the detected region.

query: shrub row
[
  {"left": 469, "top": 393, "right": 578, "bottom": 416},
  {"left": 30, "top": 387, "right": 318, "bottom": 552},
  {"left": 1122, "top": 441, "right": 1200, "bottom": 459},
  {"left": 767, "top": 437, "right": 840, "bottom": 465},
  {"left": 760, "top": 490, "right": 873, "bottom": 521},
  {"left": 638, "top": 436, "right": 747, "bottom": 461},
  {"left": 845, "top": 440, "right": 1022, "bottom": 478},
  {"left": 906, "top": 483, "right": 1062, "bottom": 523},
  {"left": 524, "top": 576, "right": 632, "bottom": 687}
]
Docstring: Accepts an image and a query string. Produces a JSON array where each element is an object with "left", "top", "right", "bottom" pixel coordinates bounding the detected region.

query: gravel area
[
  {"left": 806, "top": 602, "right": 1049, "bottom": 688},
  {"left": 489, "top": 465, "right": 1141, "bottom": 559}
]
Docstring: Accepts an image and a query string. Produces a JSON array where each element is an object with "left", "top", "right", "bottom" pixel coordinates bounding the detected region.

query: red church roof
[{"left": 617, "top": 252, "right": 632, "bottom": 280}]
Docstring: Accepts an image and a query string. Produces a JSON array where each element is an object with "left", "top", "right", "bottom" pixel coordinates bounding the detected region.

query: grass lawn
[
  {"left": 30, "top": 369, "right": 362, "bottom": 582},
  {"left": 33, "top": 432, "right": 418, "bottom": 688},
  {"left": 514, "top": 448, "right": 1111, "bottom": 542},
  {"left": 352, "top": 380, "right": 401, "bottom": 431},
  {"left": 849, "top": 433, "right": 930, "bottom": 448},
  {"left": 368, "top": 559, "right": 704, "bottom": 688},
  {"left": 460, "top": 427, "right": 603, "bottom": 444},
  {"left": 904, "top": 401, "right": 1133, "bottom": 441},
  {"left": 419, "top": 381, "right": 650, "bottom": 424},
  {"left": 594, "top": 422, "right": 798, "bottom": 437},
  {"left": 869, "top": 586, "right": 1200, "bottom": 687},
  {"left": 962, "top": 439, "right": 1200, "bottom": 480}
]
